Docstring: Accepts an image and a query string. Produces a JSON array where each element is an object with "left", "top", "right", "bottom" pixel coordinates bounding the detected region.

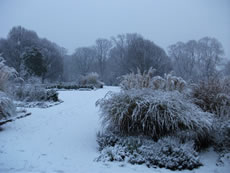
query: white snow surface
[{"left": 0, "top": 86, "right": 229, "bottom": 173}]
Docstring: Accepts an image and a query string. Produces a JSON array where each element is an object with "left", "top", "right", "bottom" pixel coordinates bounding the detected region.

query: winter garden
[{"left": 0, "top": 26, "right": 230, "bottom": 173}]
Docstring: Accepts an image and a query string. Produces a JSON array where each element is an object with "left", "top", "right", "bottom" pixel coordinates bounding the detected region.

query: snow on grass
[{"left": 0, "top": 86, "right": 229, "bottom": 173}]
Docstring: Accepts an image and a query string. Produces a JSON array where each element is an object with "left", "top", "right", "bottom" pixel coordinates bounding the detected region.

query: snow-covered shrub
[
  {"left": 0, "top": 56, "right": 18, "bottom": 92},
  {"left": 46, "top": 89, "right": 59, "bottom": 102},
  {"left": 0, "top": 91, "right": 16, "bottom": 120},
  {"left": 47, "top": 83, "right": 94, "bottom": 90},
  {"left": 173, "top": 130, "right": 211, "bottom": 150},
  {"left": 120, "top": 68, "right": 186, "bottom": 92},
  {"left": 212, "top": 118, "right": 230, "bottom": 153},
  {"left": 191, "top": 77, "right": 230, "bottom": 117},
  {"left": 97, "top": 131, "right": 120, "bottom": 151},
  {"left": 13, "top": 84, "right": 59, "bottom": 102},
  {"left": 96, "top": 89, "right": 213, "bottom": 144},
  {"left": 163, "top": 73, "right": 186, "bottom": 92},
  {"left": 0, "top": 56, "right": 17, "bottom": 120},
  {"left": 97, "top": 144, "right": 131, "bottom": 162},
  {"left": 96, "top": 133, "right": 202, "bottom": 170},
  {"left": 79, "top": 72, "right": 103, "bottom": 88},
  {"left": 140, "top": 137, "right": 201, "bottom": 170},
  {"left": 120, "top": 68, "right": 155, "bottom": 90},
  {"left": 27, "top": 76, "right": 42, "bottom": 85}
]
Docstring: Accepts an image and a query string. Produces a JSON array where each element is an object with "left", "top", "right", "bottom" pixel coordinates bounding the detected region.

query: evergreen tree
[{"left": 22, "top": 47, "right": 47, "bottom": 82}]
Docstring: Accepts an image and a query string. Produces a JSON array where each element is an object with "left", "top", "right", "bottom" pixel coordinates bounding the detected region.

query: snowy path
[{"left": 0, "top": 87, "right": 229, "bottom": 173}]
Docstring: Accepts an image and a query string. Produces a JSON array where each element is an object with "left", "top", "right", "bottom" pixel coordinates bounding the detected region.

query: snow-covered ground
[{"left": 0, "top": 86, "right": 229, "bottom": 173}]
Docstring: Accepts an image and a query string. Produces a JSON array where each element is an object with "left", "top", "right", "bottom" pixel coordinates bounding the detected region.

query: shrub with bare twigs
[{"left": 191, "top": 77, "right": 230, "bottom": 117}]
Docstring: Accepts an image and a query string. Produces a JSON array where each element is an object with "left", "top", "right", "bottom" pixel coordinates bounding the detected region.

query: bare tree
[
  {"left": 71, "top": 47, "right": 95, "bottom": 79},
  {"left": 198, "top": 37, "right": 224, "bottom": 80},
  {"left": 125, "top": 33, "right": 171, "bottom": 75},
  {"left": 105, "top": 33, "right": 171, "bottom": 85},
  {"left": 94, "top": 38, "right": 112, "bottom": 81},
  {"left": 168, "top": 41, "right": 199, "bottom": 81},
  {"left": 168, "top": 37, "right": 224, "bottom": 82}
]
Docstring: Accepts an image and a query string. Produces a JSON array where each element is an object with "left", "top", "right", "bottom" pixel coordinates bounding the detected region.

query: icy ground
[{"left": 0, "top": 87, "right": 229, "bottom": 173}]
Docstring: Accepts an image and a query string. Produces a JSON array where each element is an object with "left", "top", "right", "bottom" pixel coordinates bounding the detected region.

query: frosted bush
[
  {"left": 96, "top": 89, "right": 213, "bottom": 143},
  {"left": 13, "top": 84, "right": 58, "bottom": 102},
  {"left": 191, "top": 77, "right": 230, "bottom": 117},
  {"left": 46, "top": 83, "right": 94, "bottom": 90},
  {"left": 120, "top": 68, "right": 186, "bottom": 92},
  {"left": 96, "top": 133, "right": 202, "bottom": 170},
  {"left": 97, "top": 132, "right": 120, "bottom": 151},
  {"left": 163, "top": 73, "right": 186, "bottom": 92},
  {"left": 14, "top": 84, "right": 45, "bottom": 102},
  {"left": 0, "top": 91, "right": 16, "bottom": 120},
  {"left": 79, "top": 72, "right": 103, "bottom": 88},
  {"left": 120, "top": 68, "right": 155, "bottom": 90},
  {"left": 46, "top": 89, "right": 59, "bottom": 102},
  {"left": 0, "top": 57, "right": 17, "bottom": 120},
  {"left": 0, "top": 56, "right": 18, "bottom": 92},
  {"left": 213, "top": 118, "right": 230, "bottom": 153},
  {"left": 140, "top": 137, "right": 201, "bottom": 170},
  {"left": 96, "top": 145, "right": 129, "bottom": 162},
  {"left": 27, "top": 76, "right": 42, "bottom": 85}
]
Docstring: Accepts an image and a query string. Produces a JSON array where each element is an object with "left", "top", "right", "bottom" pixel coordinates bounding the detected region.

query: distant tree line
[{"left": 0, "top": 26, "right": 229, "bottom": 84}]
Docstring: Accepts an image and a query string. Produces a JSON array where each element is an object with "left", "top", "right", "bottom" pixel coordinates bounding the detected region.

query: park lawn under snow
[{"left": 0, "top": 86, "right": 229, "bottom": 173}]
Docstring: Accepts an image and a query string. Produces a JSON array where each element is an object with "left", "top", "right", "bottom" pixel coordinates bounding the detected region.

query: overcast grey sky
[{"left": 0, "top": 0, "right": 229, "bottom": 58}]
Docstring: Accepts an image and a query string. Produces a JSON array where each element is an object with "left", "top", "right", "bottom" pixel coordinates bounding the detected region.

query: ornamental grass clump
[
  {"left": 96, "top": 89, "right": 213, "bottom": 142},
  {"left": 120, "top": 68, "right": 186, "bottom": 92},
  {"left": 0, "top": 91, "right": 16, "bottom": 120}
]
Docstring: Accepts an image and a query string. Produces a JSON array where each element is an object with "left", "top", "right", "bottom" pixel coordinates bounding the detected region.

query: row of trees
[
  {"left": 0, "top": 26, "right": 229, "bottom": 84},
  {"left": 66, "top": 34, "right": 228, "bottom": 84},
  {"left": 169, "top": 37, "right": 225, "bottom": 82},
  {"left": 65, "top": 33, "right": 172, "bottom": 84}
]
